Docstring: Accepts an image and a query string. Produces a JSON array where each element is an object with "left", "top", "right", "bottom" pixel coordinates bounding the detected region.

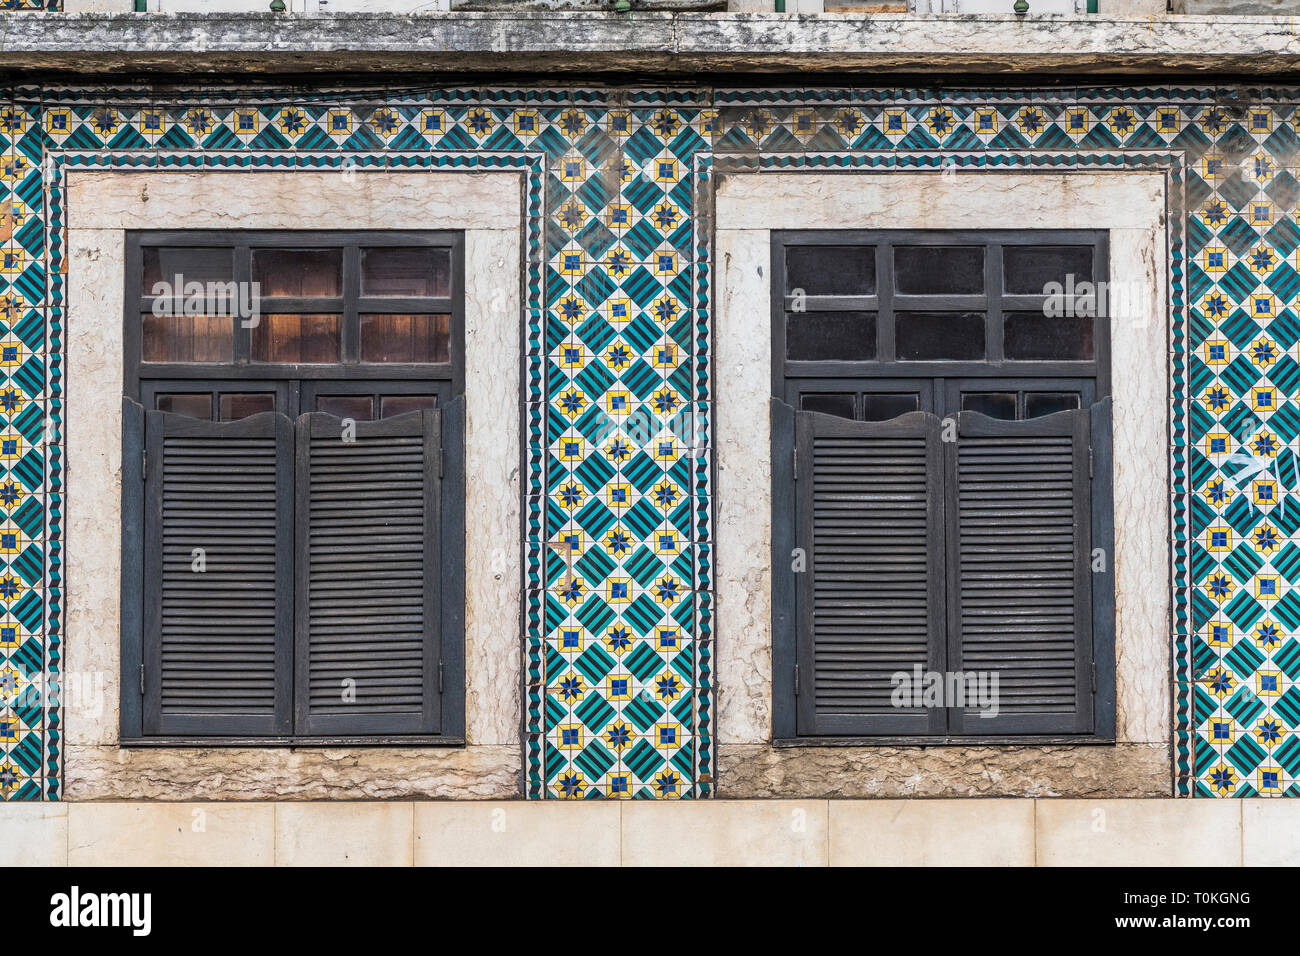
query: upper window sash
[
  {"left": 772, "top": 229, "right": 1110, "bottom": 387},
  {"left": 125, "top": 230, "right": 465, "bottom": 392}
]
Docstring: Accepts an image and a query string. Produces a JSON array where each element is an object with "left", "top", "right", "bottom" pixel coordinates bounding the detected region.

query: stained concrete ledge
[
  {"left": 0, "top": 799, "right": 1294, "bottom": 866},
  {"left": 4, "top": 12, "right": 1300, "bottom": 76}
]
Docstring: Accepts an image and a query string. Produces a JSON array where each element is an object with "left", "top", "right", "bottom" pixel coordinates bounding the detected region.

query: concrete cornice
[{"left": 3, "top": 12, "right": 1300, "bottom": 76}]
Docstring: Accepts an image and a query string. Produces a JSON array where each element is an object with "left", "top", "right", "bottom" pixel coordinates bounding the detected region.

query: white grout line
[
  {"left": 1239, "top": 800, "right": 1245, "bottom": 867},
  {"left": 824, "top": 799, "right": 831, "bottom": 868},
  {"left": 1032, "top": 798, "right": 1039, "bottom": 867}
]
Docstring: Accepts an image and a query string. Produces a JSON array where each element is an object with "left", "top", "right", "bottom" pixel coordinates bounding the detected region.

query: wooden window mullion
[
  {"left": 234, "top": 244, "right": 252, "bottom": 365},
  {"left": 342, "top": 243, "right": 361, "bottom": 364}
]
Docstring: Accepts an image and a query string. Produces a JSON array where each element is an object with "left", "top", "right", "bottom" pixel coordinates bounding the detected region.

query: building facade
[{"left": 1, "top": 0, "right": 1299, "bottom": 865}]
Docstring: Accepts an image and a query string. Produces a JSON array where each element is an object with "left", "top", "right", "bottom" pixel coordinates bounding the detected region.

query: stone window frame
[
  {"left": 715, "top": 170, "right": 1172, "bottom": 796},
  {"left": 64, "top": 170, "right": 523, "bottom": 798}
]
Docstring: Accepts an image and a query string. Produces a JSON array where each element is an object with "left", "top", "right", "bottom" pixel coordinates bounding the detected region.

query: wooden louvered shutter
[
  {"left": 142, "top": 409, "right": 294, "bottom": 736},
  {"left": 794, "top": 409, "right": 946, "bottom": 736},
  {"left": 947, "top": 399, "right": 1111, "bottom": 735},
  {"left": 294, "top": 406, "right": 442, "bottom": 736}
]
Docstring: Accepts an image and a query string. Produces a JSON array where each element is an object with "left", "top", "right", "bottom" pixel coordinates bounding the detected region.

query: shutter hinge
[
  {"left": 793, "top": 663, "right": 800, "bottom": 696},
  {"left": 139, "top": 663, "right": 146, "bottom": 696},
  {"left": 141, "top": 450, "right": 147, "bottom": 481},
  {"left": 437, "top": 445, "right": 444, "bottom": 479},
  {"left": 1091, "top": 661, "right": 1096, "bottom": 694},
  {"left": 438, "top": 659, "right": 444, "bottom": 694},
  {"left": 1089, "top": 447, "right": 1094, "bottom": 479},
  {"left": 793, "top": 448, "right": 798, "bottom": 481}
]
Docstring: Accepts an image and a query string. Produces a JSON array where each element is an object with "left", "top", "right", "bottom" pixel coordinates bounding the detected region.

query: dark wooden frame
[
  {"left": 138, "top": 409, "right": 295, "bottom": 738},
  {"left": 141, "top": 379, "right": 290, "bottom": 423},
  {"left": 793, "top": 408, "right": 948, "bottom": 737},
  {"left": 124, "top": 230, "right": 465, "bottom": 394},
  {"left": 943, "top": 405, "right": 1095, "bottom": 737},
  {"left": 771, "top": 228, "right": 1111, "bottom": 397},
  {"left": 299, "top": 379, "right": 453, "bottom": 421},
  {"left": 121, "top": 230, "right": 466, "bottom": 747},
  {"left": 770, "top": 229, "right": 1116, "bottom": 745}
]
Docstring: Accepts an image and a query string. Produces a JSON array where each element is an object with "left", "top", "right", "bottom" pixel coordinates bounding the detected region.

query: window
[
  {"left": 120, "top": 231, "right": 465, "bottom": 743},
  {"left": 771, "top": 230, "right": 1115, "bottom": 742}
]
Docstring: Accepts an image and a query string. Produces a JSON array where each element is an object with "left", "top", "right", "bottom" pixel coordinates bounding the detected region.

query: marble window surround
[
  {"left": 714, "top": 171, "right": 1173, "bottom": 796},
  {"left": 62, "top": 170, "right": 524, "bottom": 799}
]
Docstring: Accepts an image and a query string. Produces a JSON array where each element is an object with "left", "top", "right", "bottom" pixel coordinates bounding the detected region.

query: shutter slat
[
  {"left": 796, "top": 409, "right": 945, "bottom": 736},
  {"left": 143, "top": 409, "right": 293, "bottom": 736},
  {"left": 294, "top": 409, "right": 441, "bottom": 734},
  {"left": 948, "top": 407, "right": 1094, "bottom": 734}
]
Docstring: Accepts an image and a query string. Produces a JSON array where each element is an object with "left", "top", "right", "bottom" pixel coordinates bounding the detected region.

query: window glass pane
[
  {"left": 360, "top": 314, "right": 451, "bottom": 363},
  {"left": 155, "top": 393, "right": 212, "bottom": 419},
  {"left": 785, "top": 246, "right": 875, "bottom": 296},
  {"left": 1003, "top": 311, "right": 1094, "bottom": 360},
  {"left": 1025, "top": 392, "right": 1081, "bottom": 418},
  {"left": 141, "top": 313, "right": 234, "bottom": 363},
  {"left": 1003, "top": 245, "right": 1094, "bottom": 294},
  {"left": 800, "top": 393, "right": 854, "bottom": 418},
  {"left": 142, "top": 247, "right": 233, "bottom": 294},
  {"left": 380, "top": 395, "right": 437, "bottom": 418},
  {"left": 894, "top": 246, "right": 984, "bottom": 295},
  {"left": 962, "top": 392, "right": 1017, "bottom": 420},
  {"left": 895, "top": 311, "right": 986, "bottom": 361},
  {"left": 786, "top": 311, "right": 876, "bottom": 361},
  {"left": 861, "top": 393, "right": 920, "bottom": 421},
  {"left": 253, "top": 313, "right": 342, "bottom": 363},
  {"left": 219, "top": 393, "right": 276, "bottom": 420},
  {"left": 316, "top": 395, "right": 374, "bottom": 420},
  {"left": 361, "top": 247, "right": 451, "bottom": 297},
  {"left": 252, "top": 249, "right": 342, "bottom": 297}
]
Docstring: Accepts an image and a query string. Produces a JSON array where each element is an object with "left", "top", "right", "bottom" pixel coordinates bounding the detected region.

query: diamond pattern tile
[{"left": 2, "top": 81, "right": 1298, "bottom": 798}]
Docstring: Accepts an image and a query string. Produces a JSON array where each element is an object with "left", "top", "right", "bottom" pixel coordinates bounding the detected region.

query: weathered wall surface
[
  {"left": 2, "top": 797, "right": 1282, "bottom": 866},
  {"left": 1184, "top": 0, "right": 1300, "bottom": 12},
  {"left": 8, "top": 12, "right": 1300, "bottom": 75},
  {"left": 0, "top": 82, "right": 1292, "bottom": 802}
]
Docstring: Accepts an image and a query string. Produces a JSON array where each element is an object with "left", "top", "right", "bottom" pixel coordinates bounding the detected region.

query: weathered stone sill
[{"left": 717, "top": 743, "right": 1172, "bottom": 798}]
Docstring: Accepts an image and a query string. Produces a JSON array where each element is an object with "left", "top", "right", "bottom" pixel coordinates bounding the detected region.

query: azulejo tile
[{"left": 3, "top": 81, "right": 1300, "bottom": 798}]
